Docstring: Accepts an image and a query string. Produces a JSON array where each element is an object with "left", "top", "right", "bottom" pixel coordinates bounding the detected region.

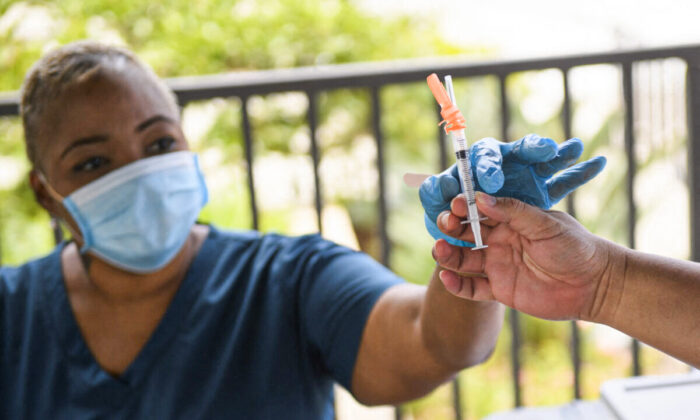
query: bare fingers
[
  {"left": 438, "top": 269, "right": 495, "bottom": 301},
  {"left": 450, "top": 193, "right": 500, "bottom": 228},
  {"left": 432, "top": 239, "right": 486, "bottom": 275},
  {"left": 436, "top": 209, "right": 494, "bottom": 245}
]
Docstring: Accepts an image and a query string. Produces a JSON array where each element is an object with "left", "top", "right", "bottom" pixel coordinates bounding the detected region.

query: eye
[
  {"left": 72, "top": 156, "right": 109, "bottom": 173},
  {"left": 146, "top": 136, "right": 176, "bottom": 154}
]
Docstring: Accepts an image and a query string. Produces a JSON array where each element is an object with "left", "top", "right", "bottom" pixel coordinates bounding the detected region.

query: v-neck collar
[{"left": 40, "top": 228, "right": 217, "bottom": 402}]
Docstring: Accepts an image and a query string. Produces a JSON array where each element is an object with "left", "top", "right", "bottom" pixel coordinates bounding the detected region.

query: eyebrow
[
  {"left": 60, "top": 135, "right": 109, "bottom": 160},
  {"left": 59, "top": 115, "right": 175, "bottom": 160},
  {"left": 135, "top": 115, "right": 175, "bottom": 133}
]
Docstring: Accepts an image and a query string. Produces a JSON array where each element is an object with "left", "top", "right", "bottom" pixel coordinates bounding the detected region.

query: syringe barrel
[
  {"left": 450, "top": 130, "right": 478, "bottom": 212},
  {"left": 441, "top": 76, "right": 487, "bottom": 249}
]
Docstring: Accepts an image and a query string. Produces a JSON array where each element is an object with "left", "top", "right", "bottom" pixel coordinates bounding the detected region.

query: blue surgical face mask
[{"left": 41, "top": 151, "right": 208, "bottom": 274}]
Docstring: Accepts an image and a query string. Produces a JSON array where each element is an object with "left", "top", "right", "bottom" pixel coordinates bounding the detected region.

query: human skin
[
  {"left": 433, "top": 192, "right": 700, "bottom": 368},
  {"left": 28, "top": 63, "right": 504, "bottom": 405},
  {"left": 29, "top": 66, "right": 210, "bottom": 376}
]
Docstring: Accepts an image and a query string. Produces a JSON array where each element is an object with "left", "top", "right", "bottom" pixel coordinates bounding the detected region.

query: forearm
[
  {"left": 351, "top": 268, "right": 503, "bottom": 405},
  {"left": 420, "top": 265, "right": 504, "bottom": 370},
  {"left": 591, "top": 244, "right": 700, "bottom": 367}
]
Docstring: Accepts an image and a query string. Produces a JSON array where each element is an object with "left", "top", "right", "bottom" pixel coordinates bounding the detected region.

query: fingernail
[
  {"left": 438, "top": 270, "right": 451, "bottom": 288},
  {"left": 476, "top": 191, "right": 496, "bottom": 206},
  {"left": 436, "top": 239, "right": 451, "bottom": 259},
  {"left": 439, "top": 270, "right": 460, "bottom": 294},
  {"left": 439, "top": 212, "right": 450, "bottom": 227}
]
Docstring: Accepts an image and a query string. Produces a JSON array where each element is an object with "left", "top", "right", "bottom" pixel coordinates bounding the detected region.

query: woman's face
[{"left": 30, "top": 66, "right": 189, "bottom": 222}]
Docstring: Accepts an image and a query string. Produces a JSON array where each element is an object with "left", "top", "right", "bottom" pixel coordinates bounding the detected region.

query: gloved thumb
[
  {"left": 470, "top": 138, "right": 505, "bottom": 193},
  {"left": 424, "top": 214, "right": 475, "bottom": 247},
  {"left": 475, "top": 192, "right": 556, "bottom": 238}
]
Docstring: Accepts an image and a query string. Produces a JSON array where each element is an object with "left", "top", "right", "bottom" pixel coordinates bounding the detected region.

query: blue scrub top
[{"left": 0, "top": 226, "right": 403, "bottom": 419}]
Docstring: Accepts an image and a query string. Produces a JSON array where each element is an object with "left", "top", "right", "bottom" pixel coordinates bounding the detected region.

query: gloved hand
[{"left": 419, "top": 134, "right": 607, "bottom": 247}]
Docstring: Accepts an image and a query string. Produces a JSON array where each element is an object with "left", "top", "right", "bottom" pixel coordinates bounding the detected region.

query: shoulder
[
  {"left": 203, "top": 226, "right": 361, "bottom": 283},
  {"left": 207, "top": 225, "right": 353, "bottom": 263},
  {"left": 258, "top": 232, "right": 358, "bottom": 276},
  {"left": 0, "top": 247, "right": 61, "bottom": 299},
  {"left": 0, "top": 246, "right": 63, "bottom": 337}
]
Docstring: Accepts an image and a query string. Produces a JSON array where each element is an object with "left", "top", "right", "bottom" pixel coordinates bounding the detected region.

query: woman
[{"left": 0, "top": 41, "right": 604, "bottom": 419}]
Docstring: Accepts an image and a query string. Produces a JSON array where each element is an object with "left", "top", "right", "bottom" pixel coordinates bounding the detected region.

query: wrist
[{"left": 580, "top": 239, "right": 629, "bottom": 325}]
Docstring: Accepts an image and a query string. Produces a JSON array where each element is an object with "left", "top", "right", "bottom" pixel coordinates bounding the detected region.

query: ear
[
  {"left": 30, "top": 170, "right": 83, "bottom": 245},
  {"left": 29, "top": 169, "right": 59, "bottom": 216}
]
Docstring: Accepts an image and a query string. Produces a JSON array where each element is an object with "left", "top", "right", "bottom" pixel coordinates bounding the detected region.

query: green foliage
[{"left": 0, "top": 0, "right": 461, "bottom": 91}]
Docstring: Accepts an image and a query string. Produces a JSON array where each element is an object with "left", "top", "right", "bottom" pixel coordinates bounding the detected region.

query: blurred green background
[{"left": 0, "top": 1, "right": 692, "bottom": 419}]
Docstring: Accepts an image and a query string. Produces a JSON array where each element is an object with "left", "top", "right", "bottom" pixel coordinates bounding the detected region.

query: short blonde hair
[{"left": 20, "top": 41, "right": 178, "bottom": 167}]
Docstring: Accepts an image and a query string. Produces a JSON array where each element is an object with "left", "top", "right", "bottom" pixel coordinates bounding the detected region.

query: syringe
[{"left": 427, "top": 73, "right": 487, "bottom": 250}]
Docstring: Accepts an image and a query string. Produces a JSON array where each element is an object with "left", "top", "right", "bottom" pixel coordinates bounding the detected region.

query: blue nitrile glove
[{"left": 420, "top": 134, "right": 607, "bottom": 247}]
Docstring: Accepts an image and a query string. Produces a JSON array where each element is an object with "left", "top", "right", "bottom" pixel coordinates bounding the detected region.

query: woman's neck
[{"left": 62, "top": 224, "right": 210, "bottom": 304}]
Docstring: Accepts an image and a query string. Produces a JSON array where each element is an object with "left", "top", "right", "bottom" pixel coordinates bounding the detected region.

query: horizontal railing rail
[
  {"left": 1, "top": 44, "right": 700, "bottom": 113},
  {"left": 2, "top": 43, "right": 699, "bottom": 419}
]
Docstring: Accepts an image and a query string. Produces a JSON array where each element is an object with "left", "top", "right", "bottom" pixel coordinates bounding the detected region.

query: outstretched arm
[
  {"left": 433, "top": 192, "right": 700, "bottom": 367},
  {"left": 351, "top": 272, "right": 503, "bottom": 405}
]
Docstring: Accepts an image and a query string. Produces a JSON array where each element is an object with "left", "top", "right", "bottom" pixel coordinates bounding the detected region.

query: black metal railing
[{"left": 2, "top": 44, "right": 700, "bottom": 418}]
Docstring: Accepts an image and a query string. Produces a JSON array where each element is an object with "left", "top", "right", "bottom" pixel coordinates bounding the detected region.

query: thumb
[
  {"left": 470, "top": 138, "right": 505, "bottom": 193},
  {"left": 476, "top": 192, "right": 556, "bottom": 238}
]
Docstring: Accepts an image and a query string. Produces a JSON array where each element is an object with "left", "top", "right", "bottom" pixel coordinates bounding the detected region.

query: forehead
[{"left": 42, "top": 68, "right": 177, "bottom": 139}]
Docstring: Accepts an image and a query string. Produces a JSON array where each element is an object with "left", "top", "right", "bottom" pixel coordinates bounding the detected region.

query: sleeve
[{"left": 296, "top": 236, "right": 404, "bottom": 391}]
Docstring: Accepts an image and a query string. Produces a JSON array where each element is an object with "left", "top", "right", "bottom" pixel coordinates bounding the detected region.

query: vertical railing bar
[
  {"left": 306, "top": 90, "right": 323, "bottom": 233},
  {"left": 499, "top": 74, "right": 511, "bottom": 142},
  {"left": 622, "top": 61, "right": 642, "bottom": 376},
  {"left": 570, "top": 320, "right": 582, "bottom": 396},
  {"left": 562, "top": 68, "right": 575, "bottom": 216},
  {"left": 659, "top": 60, "right": 668, "bottom": 145},
  {"left": 51, "top": 217, "right": 64, "bottom": 245},
  {"left": 646, "top": 61, "right": 654, "bottom": 150},
  {"left": 499, "top": 73, "right": 522, "bottom": 408},
  {"left": 240, "top": 95, "right": 259, "bottom": 231},
  {"left": 370, "top": 85, "right": 397, "bottom": 419},
  {"left": 436, "top": 96, "right": 464, "bottom": 420},
  {"left": 683, "top": 54, "right": 700, "bottom": 374},
  {"left": 452, "top": 377, "right": 464, "bottom": 420},
  {"left": 687, "top": 54, "right": 700, "bottom": 263},
  {"left": 561, "top": 67, "right": 582, "bottom": 400},
  {"left": 508, "top": 309, "right": 522, "bottom": 407},
  {"left": 370, "top": 86, "right": 391, "bottom": 268}
]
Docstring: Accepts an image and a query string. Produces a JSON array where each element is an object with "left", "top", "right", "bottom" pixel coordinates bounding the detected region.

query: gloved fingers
[
  {"left": 510, "top": 134, "right": 558, "bottom": 164},
  {"left": 442, "top": 164, "right": 462, "bottom": 202},
  {"left": 420, "top": 166, "right": 473, "bottom": 247},
  {"left": 470, "top": 138, "right": 505, "bottom": 193},
  {"left": 425, "top": 215, "right": 474, "bottom": 247},
  {"left": 546, "top": 156, "right": 607, "bottom": 205},
  {"left": 419, "top": 166, "right": 461, "bottom": 222},
  {"left": 534, "top": 138, "right": 584, "bottom": 177}
]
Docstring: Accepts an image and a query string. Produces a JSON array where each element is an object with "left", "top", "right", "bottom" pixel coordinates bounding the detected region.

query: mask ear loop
[{"left": 36, "top": 172, "right": 85, "bottom": 245}]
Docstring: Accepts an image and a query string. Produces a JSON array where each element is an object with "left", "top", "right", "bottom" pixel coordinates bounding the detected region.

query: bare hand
[{"left": 432, "top": 192, "right": 616, "bottom": 321}]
